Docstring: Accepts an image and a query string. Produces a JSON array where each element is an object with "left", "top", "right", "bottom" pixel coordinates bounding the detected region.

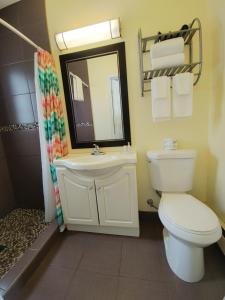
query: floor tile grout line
[
  {"left": 63, "top": 233, "right": 103, "bottom": 299},
  {"left": 56, "top": 251, "right": 85, "bottom": 300},
  {"left": 117, "top": 239, "right": 132, "bottom": 300},
  {"left": 72, "top": 265, "right": 176, "bottom": 285},
  {"left": 63, "top": 239, "right": 89, "bottom": 299},
  {"left": 75, "top": 267, "right": 120, "bottom": 278},
  {"left": 118, "top": 238, "right": 124, "bottom": 277},
  {"left": 118, "top": 273, "right": 178, "bottom": 285},
  {"left": 115, "top": 276, "right": 120, "bottom": 300},
  {"left": 74, "top": 251, "right": 85, "bottom": 274}
]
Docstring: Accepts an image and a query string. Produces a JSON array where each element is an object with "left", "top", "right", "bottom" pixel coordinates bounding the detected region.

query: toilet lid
[{"left": 160, "top": 193, "right": 219, "bottom": 234}]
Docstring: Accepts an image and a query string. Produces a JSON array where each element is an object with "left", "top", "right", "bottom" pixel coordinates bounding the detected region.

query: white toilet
[{"left": 146, "top": 149, "right": 222, "bottom": 283}]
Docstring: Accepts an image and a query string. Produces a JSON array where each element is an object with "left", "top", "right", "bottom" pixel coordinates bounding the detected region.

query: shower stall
[{"left": 0, "top": 0, "right": 57, "bottom": 297}]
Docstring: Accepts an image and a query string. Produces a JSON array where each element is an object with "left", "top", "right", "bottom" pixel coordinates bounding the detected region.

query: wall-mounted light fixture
[{"left": 55, "top": 19, "right": 121, "bottom": 50}]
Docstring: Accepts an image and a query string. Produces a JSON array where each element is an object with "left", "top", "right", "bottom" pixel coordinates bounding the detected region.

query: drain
[{"left": 0, "top": 245, "right": 7, "bottom": 252}]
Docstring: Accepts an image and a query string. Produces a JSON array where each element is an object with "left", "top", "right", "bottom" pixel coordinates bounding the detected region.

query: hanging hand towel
[
  {"left": 172, "top": 72, "right": 194, "bottom": 117},
  {"left": 151, "top": 76, "right": 171, "bottom": 122},
  {"left": 70, "top": 73, "right": 84, "bottom": 101},
  {"left": 150, "top": 37, "right": 184, "bottom": 59},
  {"left": 151, "top": 53, "right": 184, "bottom": 70}
]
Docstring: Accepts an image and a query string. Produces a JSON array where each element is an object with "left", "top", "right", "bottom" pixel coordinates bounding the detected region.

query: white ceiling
[{"left": 0, "top": 0, "right": 21, "bottom": 10}]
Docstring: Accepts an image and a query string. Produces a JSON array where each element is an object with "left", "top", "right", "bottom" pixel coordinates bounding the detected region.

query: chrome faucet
[{"left": 91, "top": 144, "right": 105, "bottom": 155}]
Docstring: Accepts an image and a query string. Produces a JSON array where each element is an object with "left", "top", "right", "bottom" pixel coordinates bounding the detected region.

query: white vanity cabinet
[
  {"left": 95, "top": 166, "right": 138, "bottom": 228},
  {"left": 55, "top": 153, "right": 139, "bottom": 237},
  {"left": 57, "top": 170, "right": 99, "bottom": 226}
]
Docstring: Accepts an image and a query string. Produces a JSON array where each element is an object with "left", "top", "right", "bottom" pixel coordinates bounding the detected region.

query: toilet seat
[{"left": 159, "top": 193, "right": 222, "bottom": 246}]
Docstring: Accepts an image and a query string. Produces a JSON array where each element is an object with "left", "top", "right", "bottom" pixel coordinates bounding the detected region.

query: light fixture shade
[{"left": 55, "top": 19, "right": 121, "bottom": 50}]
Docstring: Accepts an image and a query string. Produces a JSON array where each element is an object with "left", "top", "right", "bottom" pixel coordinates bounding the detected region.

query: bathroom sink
[{"left": 54, "top": 152, "right": 137, "bottom": 175}]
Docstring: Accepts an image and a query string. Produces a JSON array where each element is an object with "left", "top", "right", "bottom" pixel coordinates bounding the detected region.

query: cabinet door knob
[
  {"left": 97, "top": 187, "right": 101, "bottom": 191},
  {"left": 89, "top": 186, "right": 93, "bottom": 190}
]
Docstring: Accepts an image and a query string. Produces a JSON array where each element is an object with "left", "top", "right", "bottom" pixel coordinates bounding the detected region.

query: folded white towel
[
  {"left": 150, "top": 37, "right": 184, "bottom": 59},
  {"left": 173, "top": 72, "right": 193, "bottom": 95},
  {"left": 151, "top": 53, "right": 185, "bottom": 70},
  {"left": 70, "top": 74, "right": 84, "bottom": 101},
  {"left": 172, "top": 72, "right": 193, "bottom": 117},
  {"left": 151, "top": 75, "right": 169, "bottom": 99},
  {"left": 151, "top": 76, "right": 171, "bottom": 122}
]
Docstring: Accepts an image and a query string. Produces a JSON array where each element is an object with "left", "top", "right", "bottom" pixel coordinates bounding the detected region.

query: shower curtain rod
[{"left": 0, "top": 18, "right": 44, "bottom": 50}]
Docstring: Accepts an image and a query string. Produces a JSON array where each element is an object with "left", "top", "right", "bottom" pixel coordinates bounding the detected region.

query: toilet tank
[{"left": 146, "top": 150, "right": 197, "bottom": 192}]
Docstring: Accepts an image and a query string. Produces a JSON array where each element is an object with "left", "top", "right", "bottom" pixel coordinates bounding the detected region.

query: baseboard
[
  {"left": 67, "top": 224, "right": 140, "bottom": 237},
  {"left": 218, "top": 228, "right": 225, "bottom": 256},
  {"left": 139, "top": 211, "right": 158, "bottom": 216},
  {"left": 139, "top": 211, "right": 160, "bottom": 221}
]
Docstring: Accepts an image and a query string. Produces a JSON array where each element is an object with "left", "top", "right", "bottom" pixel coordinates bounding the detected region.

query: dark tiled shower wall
[
  {"left": 0, "top": 0, "right": 50, "bottom": 212},
  {"left": 0, "top": 136, "right": 15, "bottom": 217}
]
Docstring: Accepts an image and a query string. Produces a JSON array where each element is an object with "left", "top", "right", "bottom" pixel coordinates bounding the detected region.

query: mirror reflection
[{"left": 67, "top": 53, "right": 123, "bottom": 143}]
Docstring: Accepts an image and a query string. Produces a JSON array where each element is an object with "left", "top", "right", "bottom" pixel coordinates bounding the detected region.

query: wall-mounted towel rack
[
  {"left": 138, "top": 18, "right": 202, "bottom": 96},
  {"left": 69, "top": 71, "right": 89, "bottom": 87}
]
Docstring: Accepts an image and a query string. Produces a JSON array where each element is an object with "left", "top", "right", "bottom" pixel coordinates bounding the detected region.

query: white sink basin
[{"left": 54, "top": 152, "right": 136, "bottom": 175}]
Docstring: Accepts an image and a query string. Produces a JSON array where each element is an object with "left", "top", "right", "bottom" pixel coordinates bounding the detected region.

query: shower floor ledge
[{"left": 0, "top": 219, "right": 58, "bottom": 300}]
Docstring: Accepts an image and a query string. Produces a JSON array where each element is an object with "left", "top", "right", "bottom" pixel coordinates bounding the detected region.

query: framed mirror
[{"left": 60, "top": 42, "right": 131, "bottom": 148}]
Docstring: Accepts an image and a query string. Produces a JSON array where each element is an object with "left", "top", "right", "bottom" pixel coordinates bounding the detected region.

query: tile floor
[{"left": 9, "top": 214, "right": 225, "bottom": 300}]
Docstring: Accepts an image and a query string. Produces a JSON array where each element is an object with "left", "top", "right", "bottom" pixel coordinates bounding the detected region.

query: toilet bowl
[
  {"left": 146, "top": 149, "right": 222, "bottom": 282},
  {"left": 159, "top": 193, "right": 222, "bottom": 282}
]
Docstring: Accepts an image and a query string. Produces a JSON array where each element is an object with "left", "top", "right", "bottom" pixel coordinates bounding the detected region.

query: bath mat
[{"left": 0, "top": 209, "right": 47, "bottom": 279}]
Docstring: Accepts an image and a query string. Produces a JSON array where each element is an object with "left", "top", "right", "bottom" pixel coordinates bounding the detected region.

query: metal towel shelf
[{"left": 138, "top": 18, "right": 202, "bottom": 96}]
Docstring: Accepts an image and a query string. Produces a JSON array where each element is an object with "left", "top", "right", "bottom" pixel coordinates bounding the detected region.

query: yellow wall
[
  {"left": 45, "top": 0, "right": 212, "bottom": 211},
  {"left": 207, "top": 0, "right": 225, "bottom": 224}
]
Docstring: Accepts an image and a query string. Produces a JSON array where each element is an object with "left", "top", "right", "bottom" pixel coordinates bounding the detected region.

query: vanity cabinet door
[
  {"left": 57, "top": 169, "right": 99, "bottom": 225},
  {"left": 95, "top": 166, "right": 139, "bottom": 228}
]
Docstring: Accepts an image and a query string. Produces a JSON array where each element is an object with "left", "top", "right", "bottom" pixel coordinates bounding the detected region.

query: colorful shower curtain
[{"left": 34, "top": 50, "right": 68, "bottom": 231}]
